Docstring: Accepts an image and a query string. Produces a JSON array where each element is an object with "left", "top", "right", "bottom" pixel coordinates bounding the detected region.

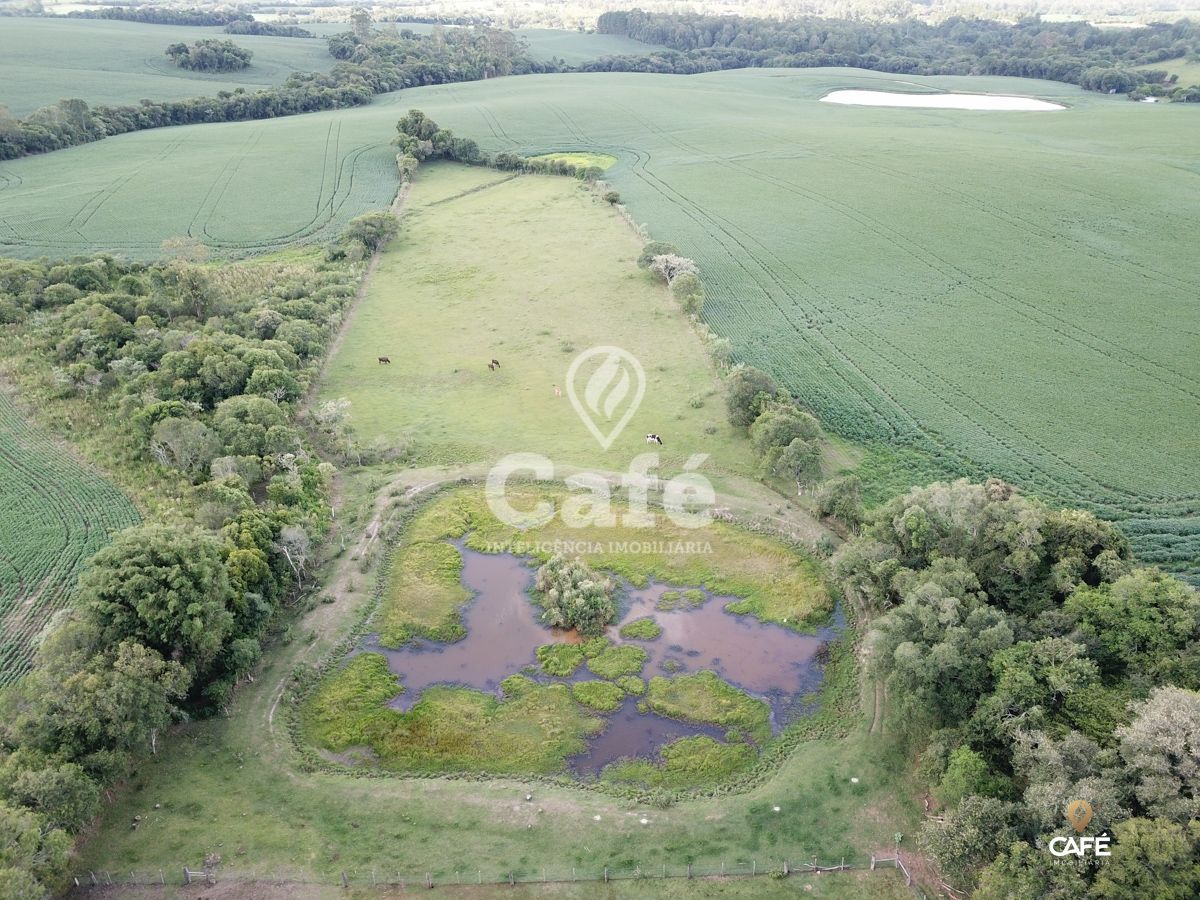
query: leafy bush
[
  {"left": 533, "top": 555, "right": 617, "bottom": 636},
  {"left": 725, "top": 365, "right": 779, "bottom": 427}
]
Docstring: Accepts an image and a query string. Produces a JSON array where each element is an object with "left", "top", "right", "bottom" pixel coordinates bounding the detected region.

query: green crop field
[
  {"left": 2, "top": 67, "right": 1197, "bottom": 575},
  {"left": 0, "top": 17, "right": 335, "bottom": 116},
  {"left": 0, "top": 388, "right": 138, "bottom": 685}
]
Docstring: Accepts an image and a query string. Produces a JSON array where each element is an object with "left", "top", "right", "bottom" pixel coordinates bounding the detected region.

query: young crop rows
[{"left": 0, "top": 394, "right": 138, "bottom": 684}]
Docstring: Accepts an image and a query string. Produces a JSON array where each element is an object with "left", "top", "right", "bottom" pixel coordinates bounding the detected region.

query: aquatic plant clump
[
  {"left": 572, "top": 680, "right": 625, "bottom": 712},
  {"left": 533, "top": 554, "right": 617, "bottom": 636},
  {"left": 536, "top": 643, "right": 585, "bottom": 677},
  {"left": 645, "top": 670, "right": 772, "bottom": 743},
  {"left": 586, "top": 644, "right": 649, "bottom": 679},
  {"left": 619, "top": 617, "right": 663, "bottom": 640}
]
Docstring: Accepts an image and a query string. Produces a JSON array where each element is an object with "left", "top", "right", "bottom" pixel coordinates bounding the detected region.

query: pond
[
  {"left": 360, "top": 545, "right": 843, "bottom": 776},
  {"left": 820, "top": 89, "right": 1065, "bottom": 111}
]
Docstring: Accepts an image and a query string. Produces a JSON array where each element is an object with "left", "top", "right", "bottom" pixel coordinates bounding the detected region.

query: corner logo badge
[
  {"left": 1049, "top": 800, "right": 1110, "bottom": 858},
  {"left": 565, "top": 346, "right": 645, "bottom": 450}
]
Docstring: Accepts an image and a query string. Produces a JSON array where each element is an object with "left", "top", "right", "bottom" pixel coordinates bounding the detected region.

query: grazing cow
[
  {"left": 491, "top": 358, "right": 501, "bottom": 369},
  {"left": 553, "top": 385, "right": 562, "bottom": 397},
  {"left": 377, "top": 356, "right": 391, "bottom": 365},
  {"left": 646, "top": 433, "right": 663, "bottom": 445}
]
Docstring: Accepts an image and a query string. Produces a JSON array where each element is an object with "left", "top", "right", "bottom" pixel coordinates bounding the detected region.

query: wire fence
[{"left": 73, "top": 852, "right": 919, "bottom": 892}]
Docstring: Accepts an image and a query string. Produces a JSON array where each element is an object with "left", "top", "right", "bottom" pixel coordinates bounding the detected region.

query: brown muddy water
[{"left": 361, "top": 545, "right": 842, "bottom": 776}]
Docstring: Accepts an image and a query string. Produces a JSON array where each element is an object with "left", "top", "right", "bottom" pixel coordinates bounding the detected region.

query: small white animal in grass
[
  {"left": 553, "top": 385, "right": 562, "bottom": 397},
  {"left": 645, "top": 433, "right": 663, "bottom": 445}
]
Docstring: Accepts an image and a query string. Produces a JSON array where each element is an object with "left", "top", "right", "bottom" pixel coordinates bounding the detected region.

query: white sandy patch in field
[{"left": 820, "top": 89, "right": 1065, "bottom": 111}]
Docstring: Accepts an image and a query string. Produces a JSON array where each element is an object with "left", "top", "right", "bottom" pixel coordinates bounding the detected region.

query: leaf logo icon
[{"left": 566, "top": 346, "right": 646, "bottom": 450}]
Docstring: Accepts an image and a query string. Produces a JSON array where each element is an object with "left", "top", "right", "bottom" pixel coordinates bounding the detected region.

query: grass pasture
[
  {"left": 2, "top": 67, "right": 1197, "bottom": 574},
  {"left": 0, "top": 18, "right": 335, "bottom": 116},
  {"left": 0, "top": 388, "right": 138, "bottom": 684},
  {"left": 319, "top": 161, "right": 753, "bottom": 479},
  {"left": 1141, "top": 55, "right": 1200, "bottom": 85}
]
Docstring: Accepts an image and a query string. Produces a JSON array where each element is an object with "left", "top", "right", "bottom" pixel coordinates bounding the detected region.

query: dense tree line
[
  {"left": 0, "top": 223, "right": 395, "bottom": 894},
  {"left": 165, "top": 38, "right": 253, "bottom": 72},
  {"left": 66, "top": 6, "right": 244, "bottom": 26},
  {"left": 834, "top": 478, "right": 1200, "bottom": 893},
  {"left": 594, "top": 10, "right": 1200, "bottom": 98},
  {"left": 0, "top": 24, "right": 562, "bottom": 162},
  {"left": 224, "top": 20, "right": 314, "bottom": 39}
]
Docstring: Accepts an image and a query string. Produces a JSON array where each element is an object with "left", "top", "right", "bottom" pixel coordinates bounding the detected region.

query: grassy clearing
[
  {"left": 1140, "top": 56, "right": 1200, "bottom": 85},
  {"left": 376, "top": 540, "right": 469, "bottom": 646},
  {"left": 537, "top": 643, "right": 584, "bottom": 676},
  {"left": 0, "top": 18, "right": 335, "bottom": 116},
  {"left": 319, "top": 161, "right": 751, "bottom": 478},
  {"left": 299, "top": 653, "right": 402, "bottom": 748},
  {"left": 0, "top": 388, "right": 139, "bottom": 685},
  {"left": 619, "top": 617, "right": 663, "bottom": 640},
  {"left": 645, "top": 671, "right": 772, "bottom": 744}
]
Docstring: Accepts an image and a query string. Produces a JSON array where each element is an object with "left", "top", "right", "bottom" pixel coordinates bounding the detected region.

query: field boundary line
[{"left": 300, "top": 177, "right": 412, "bottom": 417}]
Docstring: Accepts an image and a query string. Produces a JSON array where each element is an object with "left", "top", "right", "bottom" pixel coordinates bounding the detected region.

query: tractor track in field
[
  {"left": 612, "top": 106, "right": 1200, "bottom": 509},
  {"left": 840, "top": 151, "right": 1200, "bottom": 298},
  {"left": 68, "top": 137, "right": 185, "bottom": 232}
]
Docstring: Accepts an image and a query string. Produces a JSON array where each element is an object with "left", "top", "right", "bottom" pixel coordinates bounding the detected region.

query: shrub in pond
[
  {"left": 536, "top": 643, "right": 584, "bottom": 677},
  {"left": 587, "top": 644, "right": 649, "bottom": 679},
  {"left": 617, "top": 675, "right": 646, "bottom": 695},
  {"left": 572, "top": 680, "right": 625, "bottom": 712},
  {"left": 533, "top": 554, "right": 617, "bottom": 636},
  {"left": 619, "top": 617, "right": 663, "bottom": 641},
  {"left": 645, "top": 670, "right": 771, "bottom": 743}
]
